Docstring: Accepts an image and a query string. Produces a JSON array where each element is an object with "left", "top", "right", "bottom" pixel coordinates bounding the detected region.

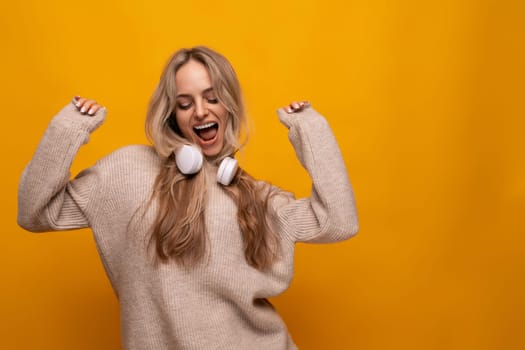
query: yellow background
[{"left": 2, "top": 0, "right": 524, "bottom": 349}]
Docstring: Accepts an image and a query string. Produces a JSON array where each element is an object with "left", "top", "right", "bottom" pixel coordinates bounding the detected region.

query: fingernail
[
  {"left": 88, "top": 108, "right": 95, "bottom": 115},
  {"left": 80, "top": 106, "right": 87, "bottom": 113}
]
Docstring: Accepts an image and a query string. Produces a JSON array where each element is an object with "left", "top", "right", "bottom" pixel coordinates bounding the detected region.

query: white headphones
[{"left": 175, "top": 145, "right": 238, "bottom": 186}]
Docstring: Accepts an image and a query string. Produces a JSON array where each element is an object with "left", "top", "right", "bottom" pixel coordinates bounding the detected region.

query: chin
[{"left": 202, "top": 146, "right": 223, "bottom": 158}]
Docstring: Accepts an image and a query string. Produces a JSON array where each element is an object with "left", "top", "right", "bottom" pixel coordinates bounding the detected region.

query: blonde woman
[{"left": 18, "top": 46, "right": 358, "bottom": 349}]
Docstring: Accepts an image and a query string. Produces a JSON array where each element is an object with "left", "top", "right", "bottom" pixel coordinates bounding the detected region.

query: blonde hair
[{"left": 145, "top": 46, "right": 279, "bottom": 270}]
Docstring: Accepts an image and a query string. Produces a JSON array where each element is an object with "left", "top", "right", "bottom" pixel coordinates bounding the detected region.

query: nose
[{"left": 194, "top": 99, "right": 209, "bottom": 119}]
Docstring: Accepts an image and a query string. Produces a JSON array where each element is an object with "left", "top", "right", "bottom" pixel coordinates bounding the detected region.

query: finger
[
  {"left": 80, "top": 100, "right": 98, "bottom": 114},
  {"left": 87, "top": 104, "right": 103, "bottom": 116},
  {"left": 299, "top": 101, "right": 309, "bottom": 108},
  {"left": 286, "top": 103, "right": 298, "bottom": 113},
  {"left": 74, "top": 97, "right": 87, "bottom": 109}
]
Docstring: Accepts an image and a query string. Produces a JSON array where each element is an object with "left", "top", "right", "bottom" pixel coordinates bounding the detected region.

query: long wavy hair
[{"left": 145, "top": 46, "right": 280, "bottom": 270}]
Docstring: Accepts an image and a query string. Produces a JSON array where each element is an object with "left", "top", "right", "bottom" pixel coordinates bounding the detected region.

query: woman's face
[{"left": 174, "top": 60, "right": 229, "bottom": 158}]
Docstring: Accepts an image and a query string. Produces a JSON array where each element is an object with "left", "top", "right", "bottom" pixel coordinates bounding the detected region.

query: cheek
[{"left": 217, "top": 109, "right": 229, "bottom": 129}]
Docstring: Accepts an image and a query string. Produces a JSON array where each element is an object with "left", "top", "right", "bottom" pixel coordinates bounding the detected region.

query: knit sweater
[{"left": 18, "top": 102, "right": 358, "bottom": 349}]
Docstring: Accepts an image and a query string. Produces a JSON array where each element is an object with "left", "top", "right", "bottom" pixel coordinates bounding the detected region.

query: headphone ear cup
[
  {"left": 175, "top": 145, "right": 203, "bottom": 175},
  {"left": 217, "top": 157, "right": 238, "bottom": 186}
]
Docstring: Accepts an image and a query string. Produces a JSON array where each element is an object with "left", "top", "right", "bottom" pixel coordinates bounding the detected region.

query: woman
[{"left": 18, "top": 46, "right": 358, "bottom": 349}]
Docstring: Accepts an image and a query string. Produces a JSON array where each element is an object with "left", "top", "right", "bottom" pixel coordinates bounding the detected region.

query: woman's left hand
[{"left": 283, "top": 100, "right": 310, "bottom": 113}]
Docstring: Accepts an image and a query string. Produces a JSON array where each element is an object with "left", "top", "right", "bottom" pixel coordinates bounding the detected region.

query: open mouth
[{"left": 193, "top": 122, "right": 219, "bottom": 142}]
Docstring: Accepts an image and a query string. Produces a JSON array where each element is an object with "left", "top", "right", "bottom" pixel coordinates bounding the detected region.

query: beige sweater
[{"left": 18, "top": 102, "right": 358, "bottom": 349}]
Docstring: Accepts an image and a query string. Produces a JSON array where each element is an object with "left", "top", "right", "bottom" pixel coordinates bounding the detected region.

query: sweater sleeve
[
  {"left": 17, "top": 102, "right": 106, "bottom": 232},
  {"left": 272, "top": 106, "right": 359, "bottom": 243}
]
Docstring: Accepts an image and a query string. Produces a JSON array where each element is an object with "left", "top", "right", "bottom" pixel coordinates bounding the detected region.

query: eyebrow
[{"left": 176, "top": 87, "right": 214, "bottom": 98}]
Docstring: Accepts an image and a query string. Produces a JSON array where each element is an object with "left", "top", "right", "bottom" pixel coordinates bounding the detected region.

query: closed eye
[{"left": 177, "top": 102, "right": 192, "bottom": 110}]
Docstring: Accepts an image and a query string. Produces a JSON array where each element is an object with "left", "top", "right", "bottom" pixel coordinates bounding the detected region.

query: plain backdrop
[{"left": 2, "top": 0, "right": 524, "bottom": 349}]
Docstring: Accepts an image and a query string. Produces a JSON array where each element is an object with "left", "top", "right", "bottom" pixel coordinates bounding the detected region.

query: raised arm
[
  {"left": 17, "top": 97, "right": 106, "bottom": 232},
  {"left": 272, "top": 101, "right": 359, "bottom": 243}
]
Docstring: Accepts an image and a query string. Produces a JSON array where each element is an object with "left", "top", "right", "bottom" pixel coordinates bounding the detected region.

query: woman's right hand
[
  {"left": 72, "top": 96, "right": 104, "bottom": 116},
  {"left": 283, "top": 100, "right": 310, "bottom": 113}
]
